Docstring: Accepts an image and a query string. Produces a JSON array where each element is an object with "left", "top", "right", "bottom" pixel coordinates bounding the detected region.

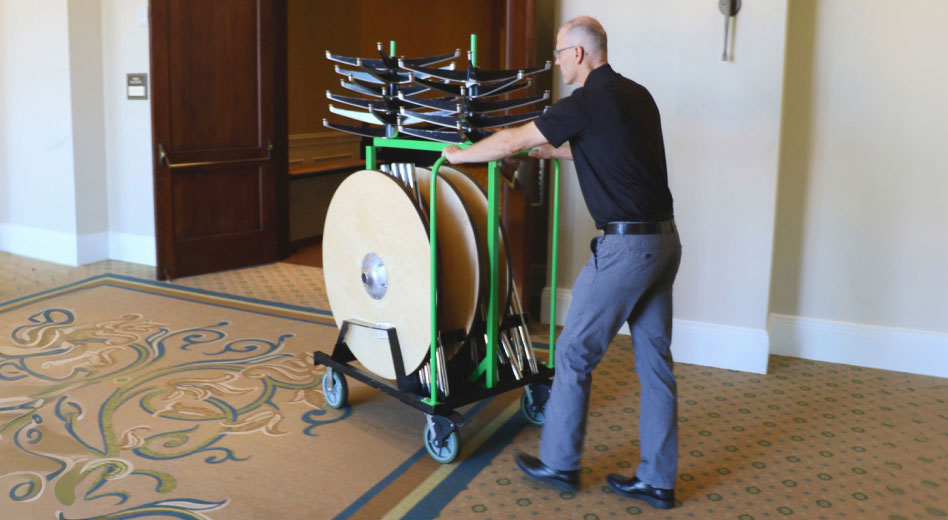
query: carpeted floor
[{"left": 1, "top": 254, "right": 946, "bottom": 519}]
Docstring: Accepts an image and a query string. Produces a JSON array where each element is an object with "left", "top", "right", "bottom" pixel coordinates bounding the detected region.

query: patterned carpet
[{"left": 1, "top": 254, "right": 946, "bottom": 519}]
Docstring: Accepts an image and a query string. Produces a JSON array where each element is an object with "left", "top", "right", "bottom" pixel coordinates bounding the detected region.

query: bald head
[{"left": 561, "top": 16, "right": 608, "bottom": 62}]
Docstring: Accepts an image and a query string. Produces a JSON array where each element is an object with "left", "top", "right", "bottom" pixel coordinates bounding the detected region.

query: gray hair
[{"left": 562, "top": 16, "right": 608, "bottom": 58}]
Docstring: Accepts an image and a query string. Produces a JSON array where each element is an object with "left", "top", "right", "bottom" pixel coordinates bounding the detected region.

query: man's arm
[
  {"left": 528, "top": 142, "right": 572, "bottom": 161},
  {"left": 442, "top": 122, "right": 548, "bottom": 164}
]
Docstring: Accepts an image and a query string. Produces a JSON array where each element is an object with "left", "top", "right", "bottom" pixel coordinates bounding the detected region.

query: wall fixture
[{"left": 720, "top": 0, "right": 741, "bottom": 61}]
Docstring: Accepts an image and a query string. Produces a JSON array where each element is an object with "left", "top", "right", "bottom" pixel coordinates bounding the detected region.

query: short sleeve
[{"left": 534, "top": 93, "right": 586, "bottom": 148}]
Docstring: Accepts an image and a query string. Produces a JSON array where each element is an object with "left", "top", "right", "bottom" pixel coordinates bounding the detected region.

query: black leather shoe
[
  {"left": 515, "top": 453, "right": 578, "bottom": 492},
  {"left": 606, "top": 474, "right": 675, "bottom": 509}
]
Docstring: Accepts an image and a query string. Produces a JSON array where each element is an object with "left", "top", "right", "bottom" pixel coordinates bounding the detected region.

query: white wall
[
  {"left": 69, "top": 0, "right": 110, "bottom": 263},
  {"left": 769, "top": 1, "right": 948, "bottom": 377},
  {"left": 100, "top": 0, "right": 155, "bottom": 265},
  {"left": 544, "top": 0, "right": 788, "bottom": 373},
  {"left": 0, "top": 0, "right": 81, "bottom": 263},
  {"left": 0, "top": 0, "right": 155, "bottom": 266}
]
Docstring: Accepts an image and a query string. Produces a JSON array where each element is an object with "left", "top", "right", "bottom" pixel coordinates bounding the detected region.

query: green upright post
[
  {"left": 423, "top": 157, "right": 446, "bottom": 405},
  {"left": 366, "top": 146, "right": 376, "bottom": 170},
  {"left": 548, "top": 160, "right": 561, "bottom": 368},
  {"left": 390, "top": 40, "right": 396, "bottom": 57},
  {"left": 470, "top": 34, "right": 477, "bottom": 67},
  {"left": 486, "top": 160, "right": 499, "bottom": 387}
]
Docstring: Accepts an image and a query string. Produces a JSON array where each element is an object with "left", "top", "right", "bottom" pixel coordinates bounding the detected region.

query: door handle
[{"left": 158, "top": 138, "right": 273, "bottom": 168}]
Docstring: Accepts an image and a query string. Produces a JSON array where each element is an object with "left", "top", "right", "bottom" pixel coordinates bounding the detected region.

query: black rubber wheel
[
  {"left": 521, "top": 383, "right": 550, "bottom": 425},
  {"left": 424, "top": 421, "right": 461, "bottom": 464},
  {"left": 321, "top": 368, "right": 348, "bottom": 409}
]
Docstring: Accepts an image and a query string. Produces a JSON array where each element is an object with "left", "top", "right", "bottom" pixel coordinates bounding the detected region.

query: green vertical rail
[
  {"left": 548, "top": 160, "right": 561, "bottom": 368},
  {"left": 365, "top": 146, "right": 376, "bottom": 170},
  {"left": 486, "top": 160, "right": 499, "bottom": 387},
  {"left": 425, "top": 156, "right": 446, "bottom": 404},
  {"left": 390, "top": 40, "right": 396, "bottom": 57},
  {"left": 470, "top": 34, "right": 477, "bottom": 67}
]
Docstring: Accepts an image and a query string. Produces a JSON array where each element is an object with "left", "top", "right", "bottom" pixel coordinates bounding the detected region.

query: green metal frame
[{"left": 359, "top": 36, "right": 560, "bottom": 406}]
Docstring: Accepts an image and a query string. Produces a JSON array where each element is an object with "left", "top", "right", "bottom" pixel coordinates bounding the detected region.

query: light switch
[
  {"left": 136, "top": 6, "right": 147, "bottom": 28},
  {"left": 127, "top": 73, "right": 148, "bottom": 100}
]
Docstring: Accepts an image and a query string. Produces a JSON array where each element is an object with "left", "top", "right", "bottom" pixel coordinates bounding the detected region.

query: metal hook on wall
[{"left": 719, "top": 0, "right": 742, "bottom": 62}]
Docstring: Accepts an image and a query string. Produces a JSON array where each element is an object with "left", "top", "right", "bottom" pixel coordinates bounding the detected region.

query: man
[{"left": 441, "top": 16, "right": 682, "bottom": 510}]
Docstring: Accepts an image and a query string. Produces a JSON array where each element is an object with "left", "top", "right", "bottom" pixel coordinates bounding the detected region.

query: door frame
[{"left": 274, "top": 0, "right": 289, "bottom": 260}]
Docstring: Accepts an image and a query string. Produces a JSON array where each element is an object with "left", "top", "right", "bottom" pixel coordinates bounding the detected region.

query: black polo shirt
[{"left": 534, "top": 64, "right": 673, "bottom": 228}]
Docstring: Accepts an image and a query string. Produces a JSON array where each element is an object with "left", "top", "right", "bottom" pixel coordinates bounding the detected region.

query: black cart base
[{"left": 314, "top": 319, "right": 553, "bottom": 463}]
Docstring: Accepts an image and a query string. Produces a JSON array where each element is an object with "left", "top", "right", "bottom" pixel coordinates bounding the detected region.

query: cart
[{"left": 314, "top": 37, "right": 563, "bottom": 463}]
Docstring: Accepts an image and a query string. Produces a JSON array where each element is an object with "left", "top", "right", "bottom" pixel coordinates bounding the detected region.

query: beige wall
[
  {"left": 0, "top": 0, "right": 76, "bottom": 231},
  {"left": 68, "top": 0, "right": 108, "bottom": 243},
  {"left": 0, "top": 0, "right": 153, "bottom": 265},
  {"left": 768, "top": 1, "right": 948, "bottom": 376},
  {"left": 0, "top": 0, "right": 80, "bottom": 261},
  {"left": 772, "top": 0, "right": 948, "bottom": 332},
  {"left": 547, "top": 0, "right": 789, "bottom": 372},
  {"left": 100, "top": 0, "right": 155, "bottom": 264}
]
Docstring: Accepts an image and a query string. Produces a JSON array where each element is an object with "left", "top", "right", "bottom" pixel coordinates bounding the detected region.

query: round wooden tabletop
[
  {"left": 415, "top": 167, "right": 480, "bottom": 358},
  {"left": 437, "top": 165, "right": 512, "bottom": 323},
  {"left": 322, "top": 169, "right": 432, "bottom": 379}
]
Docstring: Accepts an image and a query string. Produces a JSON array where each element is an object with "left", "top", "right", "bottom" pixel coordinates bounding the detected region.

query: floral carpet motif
[{"left": 0, "top": 276, "right": 365, "bottom": 519}]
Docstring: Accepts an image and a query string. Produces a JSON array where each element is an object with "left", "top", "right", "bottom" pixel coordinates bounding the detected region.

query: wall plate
[{"left": 127, "top": 73, "right": 148, "bottom": 100}]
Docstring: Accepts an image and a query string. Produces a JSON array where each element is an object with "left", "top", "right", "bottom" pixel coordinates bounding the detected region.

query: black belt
[{"left": 603, "top": 219, "right": 675, "bottom": 235}]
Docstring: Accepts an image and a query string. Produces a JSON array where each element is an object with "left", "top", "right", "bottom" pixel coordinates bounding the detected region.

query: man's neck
[{"left": 574, "top": 60, "right": 609, "bottom": 86}]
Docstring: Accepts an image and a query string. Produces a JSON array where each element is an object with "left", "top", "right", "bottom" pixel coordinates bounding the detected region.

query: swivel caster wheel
[
  {"left": 521, "top": 383, "right": 551, "bottom": 425},
  {"left": 322, "top": 368, "right": 348, "bottom": 409},
  {"left": 423, "top": 416, "right": 461, "bottom": 464}
]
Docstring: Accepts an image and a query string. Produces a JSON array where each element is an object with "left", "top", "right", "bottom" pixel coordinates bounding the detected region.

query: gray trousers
[{"left": 539, "top": 222, "right": 682, "bottom": 489}]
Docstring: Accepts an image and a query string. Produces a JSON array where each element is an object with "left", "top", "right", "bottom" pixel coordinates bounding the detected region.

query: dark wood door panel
[
  {"left": 173, "top": 231, "right": 274, "bottom": 275},
  {"left": 171, "top": 166, "right": 266, "bottom": 239},
  {"left": 165, "top": 0, "right": 268, "bottom": 152},
  {"left": 151, "top": 0, "right": 281, "bottom": 279}
]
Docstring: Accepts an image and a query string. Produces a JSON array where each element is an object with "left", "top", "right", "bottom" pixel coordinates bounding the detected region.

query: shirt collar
[{"left": 583, "top": 63, "right": 616, "bottom": 88}]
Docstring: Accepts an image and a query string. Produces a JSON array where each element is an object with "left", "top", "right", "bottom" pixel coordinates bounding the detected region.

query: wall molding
[
  {"left": 77, "top": 232, "right": 109, "bottom": 265},
  {"left": 108, "top": 231, "right": 156, "bottom": 266},
  {"left": 769, "top": 313, "right": 948, "bottom": 379},
  {"left": 0, "top": 223, "right": 79, "bottom": 265},
  {"left": 1, "top": 223, "right": 156, "bottom": 267},
  {"left": 542, "top": 286, "right": 770, "bottom": 373}
]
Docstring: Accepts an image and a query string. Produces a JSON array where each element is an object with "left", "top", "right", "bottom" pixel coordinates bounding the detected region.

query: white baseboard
[
  {"left": 0, "top": 223, "right": 79, "bottom": 265},
  {"left": 769, "top": 313, "right": 948, "bottom": 378},
  {"left": 540, "top": 286, "right": 573, "bottom": 326},
  {"left": 1, "top": 224, "right": 155, "bottom": 267},
  {"left": 541, "top": 286, "right": 770, "bottom": 373},
  {"left": 77, "top": 232, "right": 110, "bottom": 265},
  {"left": 108, "top": 231, "right": 156, "bottom": 266}
]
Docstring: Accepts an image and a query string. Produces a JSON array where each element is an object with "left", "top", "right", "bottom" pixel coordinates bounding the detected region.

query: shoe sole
[{"left": 609, "top": 485, "right": 675, "bottom": 509}]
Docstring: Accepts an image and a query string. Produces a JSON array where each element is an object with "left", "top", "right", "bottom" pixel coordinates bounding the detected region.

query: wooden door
[{"left": 150, "top": 0, "right": 286, "bottom": 280}]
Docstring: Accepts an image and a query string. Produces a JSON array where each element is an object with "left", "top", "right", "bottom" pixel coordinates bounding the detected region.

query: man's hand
[
  {"left": 528, "top": 142, "right": 572, "bottom": 161},
  {"left": 499, "top": 156, "right": 523, "bottom": 181},
  {"left": 441, "top": 145, "right": 465, "bottom": 164},
  {"left": 528, "top": 144, "right": 557, "bottom": 160}
]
